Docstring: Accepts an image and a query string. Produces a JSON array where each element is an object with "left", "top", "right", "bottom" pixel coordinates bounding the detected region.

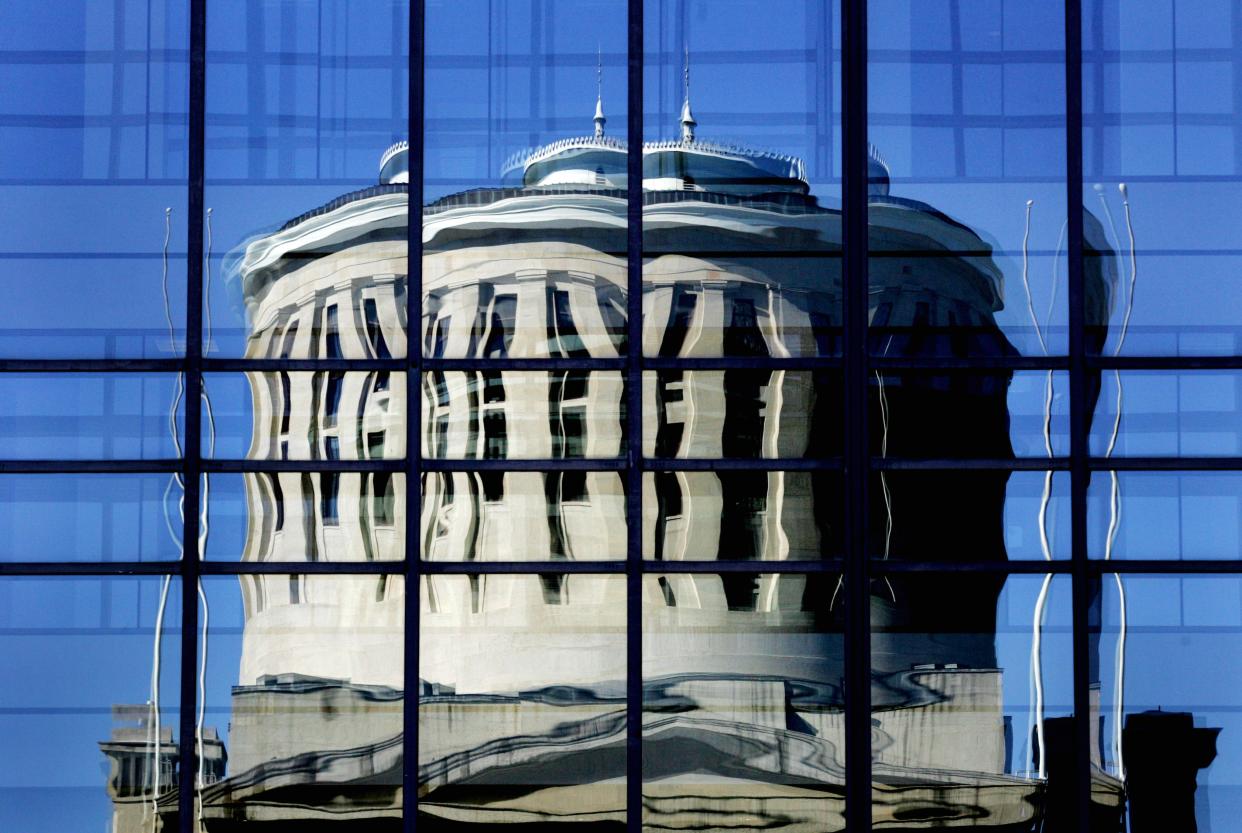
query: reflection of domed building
[{"left": 101, "top": 89, "right": 1101, "bottom": 833}]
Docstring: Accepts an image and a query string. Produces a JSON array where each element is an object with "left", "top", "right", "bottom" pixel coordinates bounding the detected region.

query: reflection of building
[{"left": 97, "top": 90, "right": 1216, "bottom": 833}]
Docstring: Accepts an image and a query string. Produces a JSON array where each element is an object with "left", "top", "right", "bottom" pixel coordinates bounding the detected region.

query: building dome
[{"left": 379, "top": 139, "right": 409, "bottom": 184}]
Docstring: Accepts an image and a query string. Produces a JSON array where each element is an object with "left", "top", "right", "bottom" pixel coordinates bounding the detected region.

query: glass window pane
[
  {"left": 422, "top": 470, "right": 625, "bottom": 562},
  {"left": 0, "top": 373, "right": 185, "bottom": 459},
  {"left": 871, "top": 370, "right": 1069, "bottom": 459},
  {"left": 0, "top": 474, "right": 182, "bottom": 562},
  {"left": 1089, "top": 471, "right": 1242, "bottom": 560},
  {"left": 871, "top": 470, "right": 1070, "bottom": 561},
  {"left": 422, "top": 370, "right": 624, "bottom": 460},
  {"left": 199, "top": 574, "right": 403, "bottom": 823},
  {"left": 0, "top": 2, "right": 188, "bottom": 358},
  {"left": 643, "top": 0, "right": 842, "bottom": 358},
  {"left": 204, "top": 371, "right": 406, "bottom": 460},
  {"left": 1095, "top": 574, "right": 1242, "bottom": 830},
  {"left": 643, "top": 470, "right": 843, "bottom": 560},
  {"left": 644, "top": 369, "right": 842, "bottom": 459},
  {"left": 206, "top": 0, "right": 410, "bottom": 357},
  {"left": 0, "top": 577, "right": 180, "bottom": 831},
  {"left": 870, "top": 1, "right": 1068, "bottom": 357},
  {"left": 206, "top": 472, "right": 405, "bottom": 562},
  {"left": 644, "top": 571, "right": 845, "bottom": 829},
  {"left": 425, "top": 0, "right": 629, "bottom": 361},
  {"left": 420, "top": 573, "right": 626, "bottom": 826},
  {"left": 1084, "top": 0, "right": 1242, "bottom": 356},
  {"left": 1089, "top": 370, "right": 1242, "bottom": 457},
  {"left": 872, "top": 573, "right": 1074, "bottom": 827}
]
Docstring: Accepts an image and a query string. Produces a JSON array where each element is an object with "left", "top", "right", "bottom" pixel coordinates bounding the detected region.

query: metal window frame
[{"left": 1, "top": 3, "right": 1241, "bottom": 833}]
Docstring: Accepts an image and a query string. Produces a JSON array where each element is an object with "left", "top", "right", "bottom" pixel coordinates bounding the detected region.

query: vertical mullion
[
  {"left": 625, "top": 0, "right": 644, "bottom": 830},
  {"left": 1065, "top": 0, "right": 1092, "bottom": 830},
  {"left": 178, "top": 0, "right": 207, "bottom": 830},
  {"left": 841, "top": 0, "right": 871, "bottom": 829},
  {"left": 405, "top": 1, "right": 424, "bottom": 831}
]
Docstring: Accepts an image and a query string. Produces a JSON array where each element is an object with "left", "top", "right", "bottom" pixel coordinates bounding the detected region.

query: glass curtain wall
[{"left": 1, "top": 1, "right": 1240, "bottom": 833}]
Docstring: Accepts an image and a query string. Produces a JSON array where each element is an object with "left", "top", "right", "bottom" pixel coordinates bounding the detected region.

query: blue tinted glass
[
  {"left": 1090, "top": 370, "right": 1242, "bottom": 457},
  {"left": 1090, "top": 471, "right": 1242, "bottom": 560},
  {"left": 0, "top": 577, "right": 180, "bottom": 832},
  {"left": 0, "top": 2, "right": 188, "bottom": 357}
]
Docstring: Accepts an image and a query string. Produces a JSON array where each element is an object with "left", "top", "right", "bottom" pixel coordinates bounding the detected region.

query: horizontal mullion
[
  {"left": 423, "top": 457, "right": 625, "bottom": 472},
  {"left": 873, "top": 458, "right": 1070, "bottom": 471},
  {"left": 1086, "top": 559, "right": 1242, "bottom": 574},
  {"left": 641, "top": 356, "right": 841, "bottom": 371},
  {"left": 871, "top": 355, "right": 1070, "bottom": 370},
  {"left": 203, "top": 358, "right": 406, "bottom": 372},
  {"left": 1086, "top": 356, "right": 1242, "bottom": 370},
  {"left": 199, "top": 560, "right": 403, "bottom": 575},
  {"left": 875, "top": 560, "right": 1072, "bottom": 574},
  {"left": 0, "top": 459, "right": 182, "bottom": 473},
  {"left": 423, "top": 357, "right": 625, "bottom": 371},
  {"left": 642, "top": 559, "right": 845, "bottom": 573},
  {"left": 421, "top": 560, "right": 626, "bottom": 574},
  {"left": 203, "top": 459, "right": 404, "bottom": 473},
  {"left": 0, "top": 561, "right": 181, "bottom": 575},
  {"left": 645, "top": 457, "right": 842, "bottom": 471},
  {"left": 0, "top": 359, "right": 184, "bottom": 372},
  {"left": 1088, "top": 457, "right": 1242, "bottom": 471}
]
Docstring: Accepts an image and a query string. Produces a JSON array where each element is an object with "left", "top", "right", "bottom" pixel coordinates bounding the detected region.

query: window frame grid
[{"left": 0, "top": 2, "right": 1240, "bottom": 832}]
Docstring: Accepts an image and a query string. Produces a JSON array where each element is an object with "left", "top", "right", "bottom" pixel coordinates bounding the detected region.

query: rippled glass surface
[
  {"left": 1084, "top": 0, "right": 1242, "bottom": 356},
  {"left": 0, "top": 373, "right": 185, "bottom": 459},
  {"left": 423, "top": 470, "right": 624, "bottom": 562},
  {"left": 420, "top": 573, "right": 626, "bottom": 828},
  {"left": 424, "top": 0, "right": 628, "bottom": 360},
  {"left": 871, "top": 370, "right": 1069, "bottom": 459},
  {"left": 871, "top": 573, "right": 1073, "bottom": 828},
  {"left": 204, "top": 371, "right": 406, "bottom": 460},
  {"left": 643, "top": 470, "right": 842, "bottom": 560},
  {"left": 644, "top": 369, "right": 841, "bottom": 459},
  {"left": 1089, "top": 472, "right": 1242, "bottom": 561},
  {"left": 1095, "top": 575, "right": 1242, "bottom": 830},
  {"left": 869, "top": 1, "right": 1067, "bottom": 357},
  {"left": 206, "top": 0, "right": 410, "bottom": 357},
  {"left": 422, "top": 370, "right": 624, "bottom": 460},
  {"left": 869, "top": 470, "right": 1069, "bottom": 561},
  {"left": 0, "top": 474, "right": 182, "bottom": 562},
  {"left": 1090, "top": 371, "right": 1242, "bottom": 457},
  {"left": 206, "top": 472, "right": 405, "bottom": 562},
  {"left": 642, "top": 0, "right": 842, "bottom": 358},
  {"left": 0, "top": 577, "right": 180, "bottom": 831},
  {"left": 643, "top": 571, "right": 845, "bottom": 829},
  {"left": 0, "top": 3, "right": 188, "bottom": 358},
  {"left": 198, "top": 575, "right": 404, "bottom": 826}
]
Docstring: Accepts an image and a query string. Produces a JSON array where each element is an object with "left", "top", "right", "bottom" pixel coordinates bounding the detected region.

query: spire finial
[
  {"left": 679, "top": 44, "right": 696, "bottom": 142},
  {"left": 594, "top": 45, "right": 606, "bottom": 138}
]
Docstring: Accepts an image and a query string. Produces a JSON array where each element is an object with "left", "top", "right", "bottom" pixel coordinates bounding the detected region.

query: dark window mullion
[{"left": 178, "top": 0, "right": 207, "bottom": 831}]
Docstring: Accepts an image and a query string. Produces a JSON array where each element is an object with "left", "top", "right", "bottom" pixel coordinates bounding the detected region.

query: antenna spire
[
  {"left": 680, "top": 44, "right": 696, "bottom": 142},
  {"left": 594, "top": 45, "right": 606, "bottom": 138}
]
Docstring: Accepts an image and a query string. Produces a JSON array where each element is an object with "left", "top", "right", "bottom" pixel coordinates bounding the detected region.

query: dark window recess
[
  {"left": 723, "top": 297, "right": 768, "bottom": 356},
  {"left": 480, "top": 471, "right": 505, "bottom": 502},
  {"left": 324, "top": 305, "right": 342, "bottom": 359},
  {"left": 323, "top": 436, "right": 339, "bottom": 461},
  {"left": 722, "top": 371, "right": 765, "bottom": 457},
  {"left": 321, "top": 473, "right": 340, "bottom": 526},
  {"left": 269, "top": 473, "right": 285, "bottom": 532},
  {"left": 721, "top": 573, "right": 760, "bottom": 611},
  {"left": 289, "top": 576, "right": 301, "bottom": 605},
  {"left": 363, "top": 297, "right": 390, "bottom": 359},
  {"left": 719, "top": 471, "right": 767, "bottom": 560},
  {"left": 658, "top": 576, "right": 677, "bottom": 606},
  {"left": 562, "top": 370, "right": 588, "bottom": 400},
  {"left": 324, "top": 371, "right": 344, "bottom": 428},
  {"left": 278, "top": 322, "right": 299, "bottom": 358},
  {"left": 660, "top": 290, "right": 698, "bottom": 357},
  {"left": 374, "top": 371, "right": 390, "bottom": 392},
  {"left": 548, "top": 287, "right": 588, "bottom": 356},
  {"left": 434, "top": 415, "right": 450, "bottom": 458},
  {"left": 481, "top": 294, "right": 516, "bottom": 358},
  {"left": 373, "top": 472, "right": 395, "bottom": 527},
  {"left": 279, "top": 372, "right": 292, "bottom": 435},
  {"left": 483, "top": 411, "right": 508, "bottom": 459},
  {"left": 561, "top": 470, "right": 588, "bottom": 502},
  {"left": 482, "top": 370, "right": 506, "bottom": 403},
  {"left": 432, "top": 315, "right": 451, "bottom": 358},
  {"left": 367, "top": 431, "right": 385, "bottom": 459},
  {"left": 539, "top": 574, "right": 566, "bottom": 604}
]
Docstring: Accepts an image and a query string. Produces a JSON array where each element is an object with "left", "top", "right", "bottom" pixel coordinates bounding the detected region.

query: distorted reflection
[
  {"left": 419, "top": 574, "right": 627, "bottom": 828},
  {"left": 643, "top": 572, "right": 845, "bottom": 829},
  {"left": 80, "top": 8, "right": 1223, "bottom": 833}
]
